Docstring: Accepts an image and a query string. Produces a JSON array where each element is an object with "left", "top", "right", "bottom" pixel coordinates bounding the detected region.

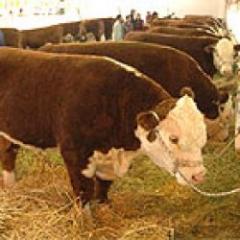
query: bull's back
[
  {"left": 0, "top": 48, "right": 168, "bottom": 148},
  {"left": 21, "top": 25, "right": 63, "bottom": 48},
  {"left": 124, "top": 32, "right": 218, "bottom": 76},
  {"left": 39, "top": 41, "right": 221, "bottom": 118},
  {"left": 39, "top": 41, "right": 195, "bottom": 93},
  {"left": 0, "top": 28, "right": 22, "bottom": 47},
  {"left": 148, "top": 27, "right": 218, "bottom": 38}
]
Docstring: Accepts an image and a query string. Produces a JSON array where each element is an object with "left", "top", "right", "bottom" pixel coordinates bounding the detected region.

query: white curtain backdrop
[
  {"left": 77, "top": 0, "right": 226, "bottom": 19},
  {"left": 0, "top": 0, "right": 234, "bottom": 30}
]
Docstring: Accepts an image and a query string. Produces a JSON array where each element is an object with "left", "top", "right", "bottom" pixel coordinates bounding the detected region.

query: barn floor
[
  {"left": 1, "top": 75, "right": 240, "bottom": 240},
  {"left": 0, "top": 125, "right": 239, "bottom": 240}
]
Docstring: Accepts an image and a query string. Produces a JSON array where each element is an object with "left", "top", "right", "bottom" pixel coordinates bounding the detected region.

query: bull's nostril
[
  {"left": 192, "top": 171, "right": 205, "bottom": 184},
  {"left": 192, "top": 175, "right": 198, "bottom": 182}
]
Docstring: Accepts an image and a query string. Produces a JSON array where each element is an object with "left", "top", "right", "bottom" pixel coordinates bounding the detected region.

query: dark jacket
[{"left": 0, "top": 30, "right": 5, "bottom": 46}]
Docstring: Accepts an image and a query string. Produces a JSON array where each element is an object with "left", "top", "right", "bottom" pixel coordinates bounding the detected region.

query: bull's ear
[
  {"left": 180, "top": 87, "right": 195, "bottom": 99},
  {"left": 137, "top": 111, "right": 159, "bottom": 131},
  {"left": 234, "top": 44, "right": 240, "bottom": 52},
  {"left": 219, "top": 91, "right": 229, "bottom": 104},
  {"left": 204, "top": 44, "right": 215, "bottom": 53}
]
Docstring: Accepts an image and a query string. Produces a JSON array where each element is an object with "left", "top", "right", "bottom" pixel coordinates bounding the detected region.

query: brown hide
[
  {"left": 101, "top": 18, "right": 115, "bottom": 39},
  {"left": 184, "top": 15, "right": 225, "bottom": 29},
  {"left": 0, "top": 28, "right": 22, "bottom": 47},
  {"left": 80, "top": 18, "right": 106, "bottom": 41},
  {"left": 21, "top": 25, "right": 63, "bottom": 49},
  {"left": 58, "top": 18, "right": 114, "bottom": 40},
  {"left": 0, "top": 47, "right": 170, "bottom": 149},
  {"left": 79, "top": 18, "right": 115, "bottom": 41},
  {"left": 151, "top": 19, "right": 216, "bottom": 33},
  {"left": 0, "top": 47, "right": 172, "bottom": 203},
  {"left": 185, "top": 15, "right": 213, "bottom": 19},
  {"left": 184, "top": 18, "right": 219, "bottom": 29},
  {"left": 58, "top": 21, "right": 81, "bottom": 37},
  {"left": 0, "top": 137, "right": 18, "bottom": 172},
  {"left": 40, "top": 41, "right": 223, "bottom": 119},
  {"left": 148, "top": 26, "right": 219, "bottom": 38},
  {"left": 124, "top": 32, "right": 218, "bottom": 77}
]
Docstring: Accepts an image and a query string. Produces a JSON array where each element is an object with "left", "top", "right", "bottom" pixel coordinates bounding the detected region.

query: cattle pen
[
  {"left": 1, "top": 0, "right": 240, "bottom": 239},
  {"left": 0, "top": 122, "right": 239, "bottom": 240},
  {"left": 0, "top": 74, "right": 239, "bottom": 240}
]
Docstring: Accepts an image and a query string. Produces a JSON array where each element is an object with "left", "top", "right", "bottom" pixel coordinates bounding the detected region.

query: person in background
[
  {"left": 133, "top": 13, "right": 144, "bottom": 31},
  {"left": 146, "top": 11, "right": 152, "bottom": 24},
  {"left": 151, "top": 11, "right": 159, "bottom": 23},
  {"left": 19, "top": 8, "right": 24, "bottom": 17},
  {"left": 0, "top": 30, "right": 5, "bottom": 46},
  {"left": 112, "top": 14, "right": 124, "bottom": 41},
  {"left": 130, "top": 9, "right": 137, "bottom": 25},
  {"left": 124, "top": 15, "right": 133, "bottom": 35}
]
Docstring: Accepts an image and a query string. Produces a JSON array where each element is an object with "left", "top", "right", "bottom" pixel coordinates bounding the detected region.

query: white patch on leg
[
  {"left": 82, "top": 161, "right": 96, "bottom": 178},
  {"left": 3, "top": 170, "right": 15, "bottom": 188},
  {"left": 82, "top": 149, "right": 137, "bottom": 180},
  {"left": 83, "top": 202, "right": 92, "bottom": 217}
]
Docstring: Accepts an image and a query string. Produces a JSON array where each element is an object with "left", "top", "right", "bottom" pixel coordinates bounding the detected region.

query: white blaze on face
[
  {"left": 213, "top": 38, "right": 235, "bottom": 76},
  {"left": 136, "top": 96, "right": 207, "bottom": 185}
]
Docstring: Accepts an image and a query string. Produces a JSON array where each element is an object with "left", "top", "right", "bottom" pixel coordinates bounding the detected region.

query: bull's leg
[
  {"left": 0, "top": 137, "right": 18, "bottom": 188},
  {"left": 95, "top": 177, "right": 113, "bottom": 203},
  {"left": 60, "top": 147, "right": 95, "bottom": 206}
]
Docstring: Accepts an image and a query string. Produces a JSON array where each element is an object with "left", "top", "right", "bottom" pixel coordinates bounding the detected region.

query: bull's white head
[
  {"left": 205, "top": 38, "right": 235, "bottom": 77},
  {"left": 135, "top": 95, "right": 207, "bottom": 185}
]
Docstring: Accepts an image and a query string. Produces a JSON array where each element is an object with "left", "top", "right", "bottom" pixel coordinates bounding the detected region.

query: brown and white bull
[
  {"left": 0, "top": 48, "right": 207, "bottom": 205},
  {"left": 0, "top": 26, "right": 64, "bottom": 49},
  {"left": 0, "top": 28, "right": 22, "bottom": 48},
  {"left": 84, "top": 95, "right": 207, "bottom": 196},
  {"left": 124, "top": 32, "right": 240, "bottom": 77},
  {"left": 39, "top": 42, "right": 231, "bottom": 141},
  {"left": 20, "top": 25, "right": 64, "bottom": 49}
]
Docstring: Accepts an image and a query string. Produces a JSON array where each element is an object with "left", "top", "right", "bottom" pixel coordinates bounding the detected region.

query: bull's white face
[
  {"left": 213, "top": 38, "right": 235, "bottom": 76},
  {"left": 135, "top": 96, "right": 207, "bottom": 185}
]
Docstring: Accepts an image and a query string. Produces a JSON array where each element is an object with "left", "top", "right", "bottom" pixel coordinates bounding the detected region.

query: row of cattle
[
  {"left": 0, "top": 15, "right": 232, "bottom": 49},
  {"left": 126, "top": 15, "right": 240, "bottom": 77},
  {"left": 0, "top": 17, "right": 114, "bottom": 48},
  {"left": 0, "top": 15, "right": 238, "bottom": 207},
  {"left": 1, "top": 15, "right": 239, "bottom": 78}
]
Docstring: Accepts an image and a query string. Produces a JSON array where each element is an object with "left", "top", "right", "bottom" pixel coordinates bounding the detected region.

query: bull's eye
[
  {"left": 212, "top": 100, "right": 219, "bottom": 105},
  {"left": 147, "top": 130, "right": 157, "bottom": 142},
  {"left": 169, "top": 135, "right": 179, "bottom": 144},
  {"left": 219, "top": 105, "right": 224, "bottom": 112}
]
